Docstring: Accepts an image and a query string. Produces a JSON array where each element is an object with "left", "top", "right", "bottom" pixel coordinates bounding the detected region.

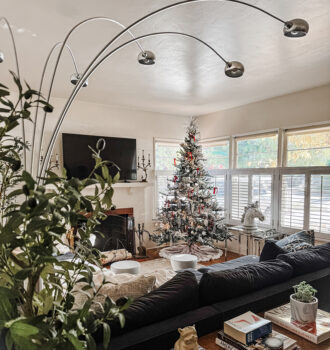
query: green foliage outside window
[
  {"left": 203, "top": 143, "right": 229, "bottom": 170},
  {"left": 287, "top": 130, "right": 330, "bottom": 167},
  {"left": 236, "top": 134, "right": 278, "bottom": 168}
]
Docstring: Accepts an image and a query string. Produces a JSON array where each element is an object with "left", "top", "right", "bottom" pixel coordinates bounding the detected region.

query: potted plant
[
  {"left": 290, "top": 281, "right": 318, "bottom": 323},
  {"left": 0, "top": 72, "right": 129, "bottom": 349}
]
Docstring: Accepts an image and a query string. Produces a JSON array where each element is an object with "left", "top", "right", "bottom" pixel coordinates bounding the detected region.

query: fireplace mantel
[{"left": 105, "top": 207, "right": 133, "bottom": 216}]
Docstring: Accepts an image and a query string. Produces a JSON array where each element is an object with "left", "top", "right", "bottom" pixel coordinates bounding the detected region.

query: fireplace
[{"left": 92, "top": 208, "right": 135, "bottom": 254}]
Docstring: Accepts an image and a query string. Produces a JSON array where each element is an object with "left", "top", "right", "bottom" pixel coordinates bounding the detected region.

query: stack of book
[
  {"left": 216, "top": 311, "right": 298, "bottom": 350},
  {"left": 265, "top": 303, "right": 330, "bottom": 344}
]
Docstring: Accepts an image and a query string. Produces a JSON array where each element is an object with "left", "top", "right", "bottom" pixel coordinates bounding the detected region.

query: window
[
  {"left": 231, "top": 174, "right": 249, "bottom": 220},
  {"left": 203, "top": 140, "right": 230, "bottom": 170},
  {"left": 280, "top": 174, "right": 305, "bottom": 229},
  {"left": 155, "top": 141, "right": 180, "bottom": 211},
  {"left": 285, "top": 126, "right": 330, "bottom": 167},
  {"left": 155, "top": 142, "right": 180, "bottom": 171},
  {"left": 208, "top": 175, "right": 226, "bottom": 209},
  {"left": 252, "top": 174, "right": 273, "bottom": 225},
  {"left": 310, "top": 174, "right": 330, "bottom": 234},
  {"left": 235, "top": 133, "right": 278, "bottom": 168}
]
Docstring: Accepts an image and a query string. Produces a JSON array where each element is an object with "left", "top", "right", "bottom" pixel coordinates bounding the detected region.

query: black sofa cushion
[
  {"left": 199, "top": 260, "right": 293, "bottom": 306},
  {"left": 95, "top": 271, "right": 199, "bottom": 340},
  {"left": 277, "top": 242, "right": 330, "bottom": 276},
  {"left": 260, "top": 241, "right": 287, "bottom": 261}
]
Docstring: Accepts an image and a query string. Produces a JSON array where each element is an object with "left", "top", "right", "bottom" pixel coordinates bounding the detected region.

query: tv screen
[{"left": 62, "top": 133, "right": 137, "bottom": 181}]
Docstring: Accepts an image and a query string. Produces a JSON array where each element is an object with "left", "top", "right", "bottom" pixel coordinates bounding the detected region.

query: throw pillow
[
  {"left": 260, "top": 241, "right": 287, "bottom": 261},
  {"left": 277, "top": 242, "right": 330, "bottom": 276},
  {"left": 199, "top": 259, "right": 293, "bottom": 305},
  {"left": 276, "top": 230, "right": 315, "bottom": 252},
  {"left": 72, "top": 273, "right": 156, "bottom": 310}
]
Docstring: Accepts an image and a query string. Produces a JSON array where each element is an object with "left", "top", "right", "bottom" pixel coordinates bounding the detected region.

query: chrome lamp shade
[
  {"left": 138, "top": 50, "right": 156, "bottom": 65},
  {"left": 224, "top": 61, "right": 244, "bottom": 78},
  {"left": 284, "top": 18, "right": 309, "bottom": 38},
  {"left": 70, "top": 73, "right": 88, "bottom": 87}
]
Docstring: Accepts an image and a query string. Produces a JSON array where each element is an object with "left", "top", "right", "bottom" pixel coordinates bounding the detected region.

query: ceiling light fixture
[
  {"left": 0, "top": 51, "right": 4, "bottom": 63},
  {"left": 70, "top": 73, "right": 88, "bottom": 87},
  {"left": 225, "top": 61, "right": 244, "bottom": 78},
  {"left": 283, "top": 18, "right": 309, "bottom": 38},
  {"left": 138, "top": 50, "right": 156, "bottom": 65}
]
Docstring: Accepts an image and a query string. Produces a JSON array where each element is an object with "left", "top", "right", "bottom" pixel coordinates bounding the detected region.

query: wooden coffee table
[{"left": 198, "top": 316, "right": 330, "bottom": 350}]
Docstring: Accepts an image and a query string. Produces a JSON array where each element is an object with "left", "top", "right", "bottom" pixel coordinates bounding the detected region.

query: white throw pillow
[{"left": 72, "top": 272, "right": 156, "bottom": 310}]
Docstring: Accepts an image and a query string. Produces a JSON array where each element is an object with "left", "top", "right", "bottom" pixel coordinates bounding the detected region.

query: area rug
[
  {"left": 159, "top": 244, "right": 223, "bottom": 262},
  {"left": 139, "top": 258, "right": 203, "bottom": 288},
  {"left": 139, "top": 258, "right": 202, "bottom": 274}
]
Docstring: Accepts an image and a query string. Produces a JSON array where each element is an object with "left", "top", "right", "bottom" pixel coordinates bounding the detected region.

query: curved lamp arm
[
  {"left": 39, "top": 31, "right": 235, "bottom": 178},
  {"left": 0, "top": 17, "right": 26, "bottom": 169},
  {"left": 38, "top": 0, "right": 289, "bottom": 177},
  {"left": 34, "top": 16, "right": 145, "bottom": 176},
  {"left": 30, "top": 42, "right": 79, "bottom": 173}
]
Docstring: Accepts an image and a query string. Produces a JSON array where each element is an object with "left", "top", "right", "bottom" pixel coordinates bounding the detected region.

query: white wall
[{"left": 197, "top": 84, "right": 330, "bottom": 139}]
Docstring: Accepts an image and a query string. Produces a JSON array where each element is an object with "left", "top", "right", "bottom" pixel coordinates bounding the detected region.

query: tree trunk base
[{"left": 159, "top": 244, "right": 222, "bottom": 262}]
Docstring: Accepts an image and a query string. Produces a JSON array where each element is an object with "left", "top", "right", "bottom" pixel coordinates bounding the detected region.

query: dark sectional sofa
[{"left": 100, "top": 242, "right": 330, "bottom": 350}]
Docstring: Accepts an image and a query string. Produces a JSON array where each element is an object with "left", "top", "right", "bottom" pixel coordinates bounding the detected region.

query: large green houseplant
[{"left": 0, "top": 73, "right": 127, "bottom": 350}]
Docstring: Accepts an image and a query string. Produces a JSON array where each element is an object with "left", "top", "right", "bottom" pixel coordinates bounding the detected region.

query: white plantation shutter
[
  {"left": 280, "top": 174, "right": 305, "bottom": 229},
  {"left": 156, "top": 174, "right": 170, "bottom": 210},
  {"left": 231, "top": 174, "right": 249, "bottom": 220},
  {"left": 252, "top": 174, "right": 273, "bottom": 225},
  {"left": 208, "top": 175, "right": 225, "bottom": 208},
  {"left": 310, "top": 174, "right": 330, "bottom": 234}
]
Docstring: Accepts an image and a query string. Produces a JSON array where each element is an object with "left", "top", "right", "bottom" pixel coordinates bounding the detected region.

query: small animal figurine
[{"left": 174, "top": 325, "right": 199, "bottom": 350}]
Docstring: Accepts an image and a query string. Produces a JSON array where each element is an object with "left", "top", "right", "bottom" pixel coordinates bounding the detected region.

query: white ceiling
[{"left": 1, "top": 0, "right": 330, "bottom": 116}]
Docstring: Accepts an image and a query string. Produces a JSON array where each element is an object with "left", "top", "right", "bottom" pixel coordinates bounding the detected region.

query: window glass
[
  {"left": 203, "top": 141, "right": 229, "bottom": 170},
  {"left": 236, "top": 134, "right": 278, "bottom": 168},
  {"left": 155, "top": 142, "right": 180, "bottom": 171},
  {"left": 286, "top": 127, "right": 330, "bottom": 167}
]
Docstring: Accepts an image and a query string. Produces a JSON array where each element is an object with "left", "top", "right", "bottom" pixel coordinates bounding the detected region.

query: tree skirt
[{"left": 159, "top": 244, "right": 222, "bottom": 262}]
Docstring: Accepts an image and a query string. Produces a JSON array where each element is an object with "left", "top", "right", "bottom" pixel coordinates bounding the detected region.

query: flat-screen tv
[{"left": 62, "top": 133, "right": 137, "bottom": 181}]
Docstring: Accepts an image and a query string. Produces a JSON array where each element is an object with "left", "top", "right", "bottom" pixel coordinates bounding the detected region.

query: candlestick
[{"left": 137, "top": 149, "right": 151, "bottom": 182}]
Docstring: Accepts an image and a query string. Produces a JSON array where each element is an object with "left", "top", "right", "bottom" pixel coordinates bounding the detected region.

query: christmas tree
[{"left": 152, "top": 118, "right": 228, "bottom": 261}]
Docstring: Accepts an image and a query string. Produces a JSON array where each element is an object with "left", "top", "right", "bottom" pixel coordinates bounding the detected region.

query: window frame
[
  {"left": 153, "top": 138, "right": 181, "bottom": 217},
  {"left": 277, "top": 166, "right": 330, "bottom": 240},
  {"left": 283, "top": 124, "right": 330, "bottom": 168},
  {"left": 228, "top": 168, "right": 276, "bottom": 228},
  {"left": 233, "top": 130, "right": 279, "bottom": 169}
]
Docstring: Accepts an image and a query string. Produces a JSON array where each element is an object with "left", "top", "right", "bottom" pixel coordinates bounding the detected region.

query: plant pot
[{"left": 290, "top": 294, "right": 318, "bottom": 323}]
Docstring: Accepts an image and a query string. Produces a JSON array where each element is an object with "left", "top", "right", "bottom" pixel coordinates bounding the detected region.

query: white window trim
[{"left": 282, "top": 124, "right": 330, "bottom": 168}]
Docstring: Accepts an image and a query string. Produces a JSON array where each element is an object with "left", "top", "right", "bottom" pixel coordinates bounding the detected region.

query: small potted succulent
[{"left": 290, "top": 281, "right": 318, "bottom": 323}]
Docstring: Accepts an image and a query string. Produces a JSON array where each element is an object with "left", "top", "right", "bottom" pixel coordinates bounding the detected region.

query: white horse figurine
[{"left": 241, "top": 201, "right": 265, "bottom": 233}]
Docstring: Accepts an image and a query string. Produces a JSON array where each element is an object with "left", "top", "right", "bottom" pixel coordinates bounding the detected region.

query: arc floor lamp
[{"left": 0, "top": 0, "right": 309, "bottom": 180}]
